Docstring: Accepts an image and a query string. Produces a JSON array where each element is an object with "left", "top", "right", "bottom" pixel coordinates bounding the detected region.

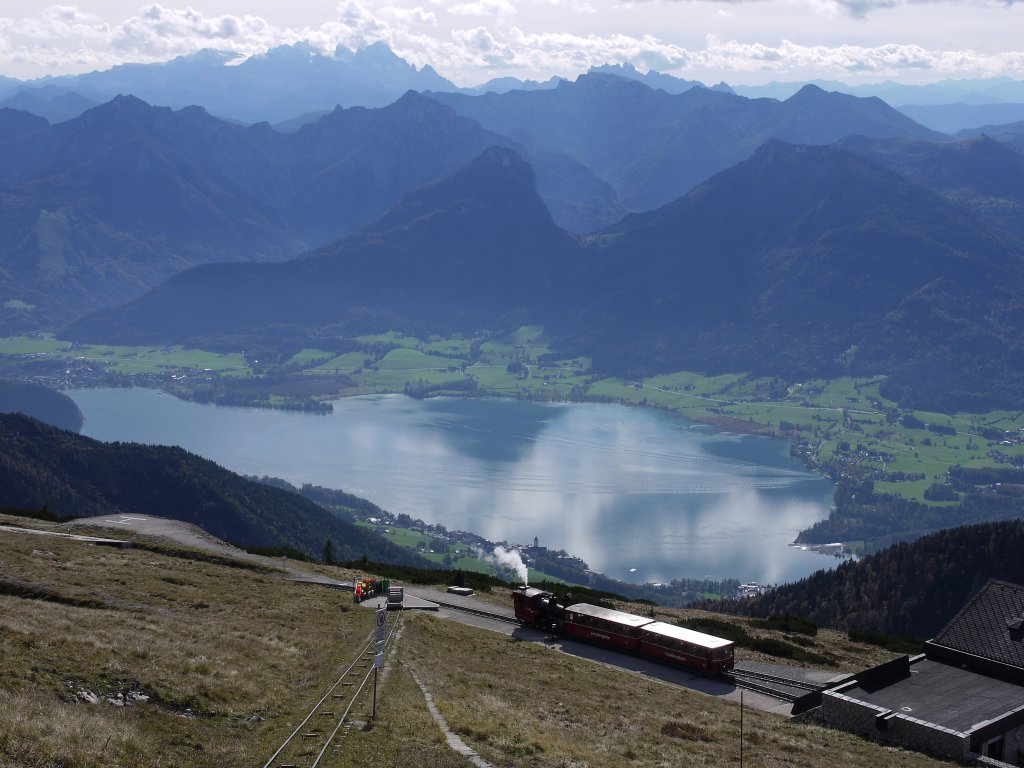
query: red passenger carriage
[
  {"left": 639, "top": 621, "right": 735, "bottom": 673},
  {"left": 562, "top": 603, "right": 654, "bottom": 653}
]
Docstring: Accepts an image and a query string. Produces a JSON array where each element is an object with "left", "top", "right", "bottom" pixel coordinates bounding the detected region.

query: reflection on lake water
[{"left": 70, "top": 388, "right": 836, "bottom": 585}]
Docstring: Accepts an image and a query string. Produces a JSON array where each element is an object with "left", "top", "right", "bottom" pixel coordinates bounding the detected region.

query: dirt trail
[{"left": 70, "top": 514, "right": 351, "bottom": 587}]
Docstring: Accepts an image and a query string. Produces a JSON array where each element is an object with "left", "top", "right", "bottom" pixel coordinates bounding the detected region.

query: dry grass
[
  {"left": 0, "top": 520, "right": 375, "bottom": 767},
  {"left": 398, "top": 614, "right": 953, "bottom": 768},
  {"left": 1, "top": 518, "right": 952, "bottom": 767}
]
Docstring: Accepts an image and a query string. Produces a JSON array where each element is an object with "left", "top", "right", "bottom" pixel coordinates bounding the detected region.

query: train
[{"left": 512, "top": 586, "right": 735, "bottom": 675}]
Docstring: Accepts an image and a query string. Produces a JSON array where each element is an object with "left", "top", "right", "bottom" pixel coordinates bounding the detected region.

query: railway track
[
  {"left": 722, "top": 668, "right": 826, "bottom": 703},
  {"left": 428, "top": 597, "right": 520, "bottom": 625},
  {"left": 261, "top": 614, "right": 401, "bottom": 768}
]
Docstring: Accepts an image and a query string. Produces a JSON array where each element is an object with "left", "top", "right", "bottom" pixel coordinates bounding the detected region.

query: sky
[{"left": 2, "top": 0, "right": 1023, "bottom": 87}]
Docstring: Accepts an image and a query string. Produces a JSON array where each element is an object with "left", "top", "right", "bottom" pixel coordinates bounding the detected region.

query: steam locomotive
[{"left": 512, "top": 586, "right": 735, "bottom": 674}]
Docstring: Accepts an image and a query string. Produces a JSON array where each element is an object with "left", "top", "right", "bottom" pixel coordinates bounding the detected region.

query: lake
[{"left": 70, "top": 387, "right": 836, "bottom": 585}]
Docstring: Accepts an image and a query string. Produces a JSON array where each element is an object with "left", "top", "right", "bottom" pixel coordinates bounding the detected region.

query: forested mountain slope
[
  {"left": 0, "top": 413, "right": 425, "bottom": 564},
  {"left": 0, "top": 380, "right": 83, "bottom": 432},
  {"left": 724, "top": 520, "right": 1024, "bottom": 637}
]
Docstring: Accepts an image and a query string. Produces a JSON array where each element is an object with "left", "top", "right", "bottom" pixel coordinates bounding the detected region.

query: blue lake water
[{"left": 70, "top": 387, "right": 837, "bottom": 585}]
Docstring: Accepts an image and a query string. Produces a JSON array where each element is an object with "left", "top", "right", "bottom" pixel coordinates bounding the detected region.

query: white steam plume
[{"left": 478, "top": 545, "right": 528, "bottom": 585}]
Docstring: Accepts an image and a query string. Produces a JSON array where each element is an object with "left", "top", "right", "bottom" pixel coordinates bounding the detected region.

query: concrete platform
[{"left": 402, "top": 593, "right": 439, "bottom": 611}]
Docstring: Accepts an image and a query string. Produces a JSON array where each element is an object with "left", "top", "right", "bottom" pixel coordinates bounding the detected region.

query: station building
[{"left": 819, "top": 579, "right": 1024, "bottom": 764}]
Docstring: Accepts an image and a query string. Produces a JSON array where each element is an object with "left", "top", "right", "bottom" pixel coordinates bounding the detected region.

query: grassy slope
[{"left": 0, "top": 514, "right": 950, "bottom": 767}]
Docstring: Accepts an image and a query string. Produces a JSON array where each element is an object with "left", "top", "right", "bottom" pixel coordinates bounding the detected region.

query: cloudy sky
[{"left": 3, "top": 0, "right": 1023, "bottom": 86}]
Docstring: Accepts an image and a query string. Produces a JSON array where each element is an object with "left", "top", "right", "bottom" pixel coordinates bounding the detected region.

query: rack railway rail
[
  {"left": 428, "top": 598, "right": 520, "bottom": 625},
  {"left": 261, "top": 615, "right": 400, "bottom": 768},
  {"left": 723, "top": 668, "right": 827, "bottom": 703}
]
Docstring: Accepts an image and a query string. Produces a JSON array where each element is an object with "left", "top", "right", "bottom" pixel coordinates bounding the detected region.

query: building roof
[
  {"left": 840, "top": 657, "right": 1024, "bottom": 733},
  {"left": 931, "top": 579, "right": 1024, "bottom": 670}
]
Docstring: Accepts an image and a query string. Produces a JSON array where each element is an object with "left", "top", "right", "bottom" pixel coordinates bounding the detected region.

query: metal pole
[
  {"left": 373, "top": 667, "right": 378, "bottom": 719},
  {"left": 740, "top": 691, "right": 744, "bottom": 768}
]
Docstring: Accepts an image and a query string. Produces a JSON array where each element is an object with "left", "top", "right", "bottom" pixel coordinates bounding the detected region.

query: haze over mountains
[
  {"left": 0, "top": 43, "right": 454, "bottom": 125},
  {"left": 429, "top": 75, "right": 943, "bottom": 211},
  {"left": 4, "top": 42, "right": 1024, "bottom": 132}
]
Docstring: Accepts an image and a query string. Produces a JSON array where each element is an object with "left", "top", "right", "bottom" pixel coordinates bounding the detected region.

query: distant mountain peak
[
  {"left": 255, "top": 41, "right": 319, "bottom": 62},
  {"left": 589, "top": 62, "right": 642, "bottom": 76},
  {"left": 353, "top": 41, "right": 414, "bottom": 70},
  {"left": 787, "top": 83, "right": 830, "bottom": 101},
  {"left": 172, "top": 48, "right": 243, "bottom": 67},
  {"left": 366, "top": 145, "right": 548, "bottom": 234}
]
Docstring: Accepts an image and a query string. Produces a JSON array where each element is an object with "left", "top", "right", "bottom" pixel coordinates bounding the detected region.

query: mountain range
[
  {"left": 66, "top": 138, "right": 1024, "bottom": 412},
  {"left": 835, "top": 134, "right": 1024, "bottom": 240},
  {"left": 0, "top": 78, "right": 956, "bottom": 332},
  {"left": 429, "top": 76, "right": 943, "bottom": 212},
  {"left": 0, "top": 42, "right": 455, "bottom": 125},
  {"left": 0, "top": 91, "right": 614, "bottom": 329},
  {"left": 5, "top": 41, "right": 1024, "bottom": 132}
]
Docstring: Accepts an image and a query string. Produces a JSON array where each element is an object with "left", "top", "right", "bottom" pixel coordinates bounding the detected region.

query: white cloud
[
  {"left": 448, "top": 0, "right": 518, "bottom": 16},
  {"left": 378, "top": 6, "right": 439, "bottom": 26},
  {"left": 627, "top": 0, "right": 1019, "bottom": 18},
  {"left": 451, "top": 25, "right": 517, "bottom": 64},
  {"left": 0, "top": 2, "right": 1022, "bottom": 85},
  {"left": 700, "top": 34, "right": 1024, "bottom": 78}
]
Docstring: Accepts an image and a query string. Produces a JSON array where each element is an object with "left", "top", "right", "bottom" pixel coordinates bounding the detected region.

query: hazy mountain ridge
[
  {"left": 574, "top": 139, "right": 1024, "bottom": 409},
  {"left": 5, "top": 42, "right": 1021, "bottom": 130},
  {"left": 429, "top": 77, "right": 944, "bottom": 211},
  {"left": 64, "top": 147, "right": 582, "bottom": 341},
  {"left": 836, "top": 134, "right": 1024, "bottom": 239},
  {"left": 733, "top": 76, "right": 1024, "bottom": 107},
  {"left": 2, "top": 42, "right": 456, "bottom": 124},
  {"left": 0, "top": 87, "right": 98, "bottom": 124},
  {"left": 899, "top": 102, "right": 1024, "bottom": 134}
]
